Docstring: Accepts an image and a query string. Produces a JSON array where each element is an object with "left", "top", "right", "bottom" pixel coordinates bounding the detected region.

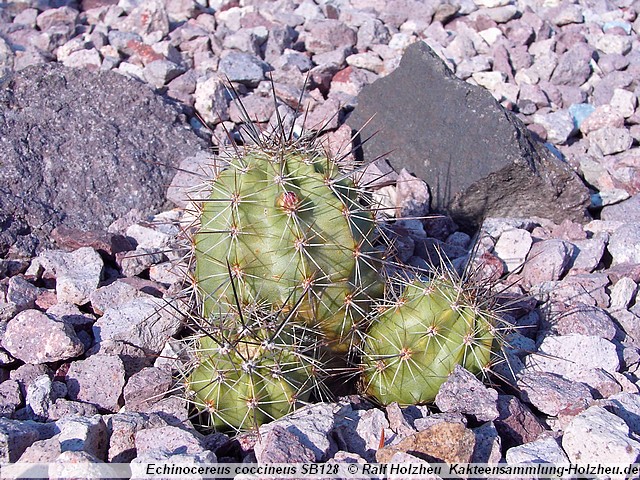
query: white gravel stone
[
  {"left": 93, "top": 297, "right": 184, "bottom": 354},
  {"left": 194, "top": 74, "right": 230, "bottom": 125},
  {"left": 532, "top": 110, "right": 576, "bottom": 144},
  {"left": 595, "top": 33, "right": 632, "bottom": 55},
  {"left": 26, "top": 375, "right": 66, "bottom": 421},
  {"left": 563, "top": 406, "right": 640, "bottom": 468},
  {"left": 606, "top": 392, "right": 640, "bottom": 434},
  {"left": 608, "top": 224, "right": 640, "bottom": 266},
  {"left": 588, "top": 127, "right": 633, "bottom": 156},
  {"left": 471, "top": 71, "right": 506, "bottom": 92},
  {"left": 37, "top": 248, "right": 103, "bottom": 305},
  {"left": 609, "top": 277, "right": 638, "bottom": 310},
  {"left": 506, "top": 436, "right": 569, "bottom": 464},
  {"left": 62, "top": 48, "right": 102, "bottom": 69},
  {"left": 56, "top": 415, "right": 108, "bottom": 460},
  {"left": 256, "top": 403, "right": 339, "bottom": 462},
  {"left": 493, "top": 228, "right": 532, "bottom": 273},
  {"left": 610, "top": 88, "right": 637, "bottom": 118},
  {"left": 524, "top": 334, "right": 620, "bottom": 378},
  {"left": 478, "top": 27, "right": 503, "bottom": 45},
  {"left": 125, "top": 224, "right": 171, "bottom": 250},
  {"left": 473, "top": 0, "right": 512, "bottom": 8}
]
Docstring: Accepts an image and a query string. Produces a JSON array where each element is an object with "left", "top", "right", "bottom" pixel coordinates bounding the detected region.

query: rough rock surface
[
  {"left": 0, "top": 63, "right": 205, "bottom": 255},
  {"left": 348, "top": 41, "right": 590, "bottom": 230}
]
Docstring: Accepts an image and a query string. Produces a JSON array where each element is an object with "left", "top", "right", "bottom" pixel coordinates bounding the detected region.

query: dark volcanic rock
[
  {"left": 348, "top": 41, "right": 589, "bottom": 231},
  {"left": 0, "top": 63, "right": 206, "bottom": 257}
]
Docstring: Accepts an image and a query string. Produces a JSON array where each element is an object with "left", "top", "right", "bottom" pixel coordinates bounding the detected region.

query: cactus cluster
[{"left": 180, "top": 97, "right": 506, "bottom": 432}]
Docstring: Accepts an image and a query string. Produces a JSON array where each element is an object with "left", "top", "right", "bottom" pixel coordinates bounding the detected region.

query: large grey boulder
[
  {"left": 0, "top": 63, "right": 206, "bottom": 256},
  {"left": 348, "top": 41, "right": 589, "bottom": 230}
]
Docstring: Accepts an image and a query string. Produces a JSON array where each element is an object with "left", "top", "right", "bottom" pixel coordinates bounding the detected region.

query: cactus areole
[
  {"left": 361, "top": 276, "right": 497, "bottom": 406},
  {"left": 193, "top": 147, "right": 383, "bottom": 351}
]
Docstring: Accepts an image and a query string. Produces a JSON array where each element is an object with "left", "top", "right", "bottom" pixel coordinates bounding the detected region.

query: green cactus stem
[
  {"left": 185, "top": 303, "right": 325, "bottom": 431},
  {"left": 360, "top": 274, "right": 500, "bottom": 406},
  {"left": 192, "top": 144, "right": 383, "bottom": 352}
]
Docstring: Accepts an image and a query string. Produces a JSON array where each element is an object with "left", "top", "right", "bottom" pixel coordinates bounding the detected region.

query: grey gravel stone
[
  {"left": 435, "top": 366, "right": 499, "bottom": 422},
  {"left": 570, "top": 236, "right": 606, "bottom": 272},
  {"left": 472, "top": 422, "right": 502, "bottom": 463},
  {"left": 506, "top": 436, "right": 569, "bottom": 464},
  {"left": 1, "top": 310, "right": 84, "bottom": 364},
  {"left": 117, "top": 247, "right": 165, "bottom": 277},
  {"left": 0, "top": 417, "right": 56, "bottom": 462},
  {"left": 601, "top": 195, "right": 640, "bottom": 223},
  {"left": 48, "top": 400, "right": 99, "bottom": 422},
  {"left": 135, "top": 425, "right": 205, "bottom": 456},
  {"left": 521, "top": 239, "right": 574, "bottom": 287},
  {"left": 6, "top": 276, "right": 39, "bottom": 312},
  {"left": 525, "top": 334, "right": 620, "bottom": 379},
  {"left": 608, "top": 224, "right": 640, "bottom": 266},
  {"left": 36, "top": 248, "right": 103, "bottom": 305},
  {"left": 123, "top": 367, "right": 172, "bottom": 411},
  {"left": 106, "top": 412, "right": 161, "bottom": 463},
  {"left": 65, "top": 354, "right": 126, "bottom": 412},
  {"left": 333, "top": 406, "right": 389, "bottom": 462},
  {"left": 46, "top": 303, "right": 95, "bottom": 329},
  {"left": 254, "top": 424, "right": 316, "bottom": 463},
  {"left": 606, "top": 392, "right": 640, "bottom": 435},
  {"left": 165, "top": 151, "right": 220, "bottom": 208},
  {"left": 563, "top": 406, "right": 640, "bottom": 464},
  {"left": 92, "top": 297, "right": 184, "bottom": 354},
  {"left": 256, "top": 403, "right": 338, "bottom": 462},
  {"left": 548, "top": 305, "right": 617, "bottom": 340},
  {"left": 218, "top": 51, "right": 267, "bottom": 88},
  {"left": 56, "top": 414, "right": 108, "bottom": 460},
  {"left": 516, "top": 370, "right": 593, "bottom": 416},
  {"left": 0, "top": 380, "right": 22, "bottom": 418},
  {"left": 143, "top": 59, "right": 185, "bottom": 89},
  {"left": 550, "top": 42, "right": 594, "bottom": 86},
  {"left": 88, "top": 280, "right": 147, "bottom": 316},
  {"left": 588, "top": 127, "right": 634, "bottom": 156}
]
